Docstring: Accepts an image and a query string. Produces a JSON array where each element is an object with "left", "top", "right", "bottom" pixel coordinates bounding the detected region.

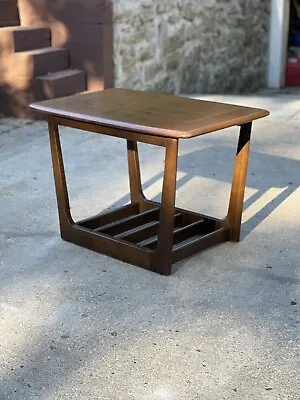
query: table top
[{"left": 30, "top": 89, "right": 269, "bottom": 138}]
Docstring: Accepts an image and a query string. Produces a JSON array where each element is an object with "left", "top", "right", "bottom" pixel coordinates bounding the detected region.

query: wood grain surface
[{"left": 31, "top": 89, "right": 269, "bottom": 138}]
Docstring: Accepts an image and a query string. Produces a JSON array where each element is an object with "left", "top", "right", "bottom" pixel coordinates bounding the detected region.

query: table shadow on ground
[{"left": 107, "top": 145, "right": 299, "bottom": 241}]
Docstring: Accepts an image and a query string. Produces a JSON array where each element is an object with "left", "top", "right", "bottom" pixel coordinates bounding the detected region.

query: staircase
[{"left": 0, "top": 25, "right": 87, "bottom": 118}]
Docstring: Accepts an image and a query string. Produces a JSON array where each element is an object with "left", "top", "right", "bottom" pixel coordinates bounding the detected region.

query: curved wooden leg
[
  {"left": 127, "top": 140, "right": 146, "bottom": 205},
  {"left": 152, "top": 138, "right": 178, "bottom": 275},
  {"left": 48, "top": 117, "right": 74, "bottom": 235},
  {"left": 226, "top": 122, "right": 252, "bottom": 241}
]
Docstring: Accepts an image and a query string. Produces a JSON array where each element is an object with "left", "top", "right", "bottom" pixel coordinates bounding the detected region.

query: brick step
[
  {"left": 37, "top": 69, "right": 86, "bottom": 99},
  {"left": 13, "top": 47, "right": 69, "bottom": 77},
  {"left": 0, "top": 21, "right": 19, "bottom": 27},
  {"left": 0, "top": 26, "right": 51, "bottom": 52},
  {"left": 0, "top": 0, "right": 19, "bottom": 27},
  {"left": 0, "top": 70, "right": 86, "bottom": 119}
]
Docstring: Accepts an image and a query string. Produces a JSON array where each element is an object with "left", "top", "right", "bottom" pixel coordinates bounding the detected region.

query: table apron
[{"left": 50, "top": 116, "right": 169, "bottom": 147}]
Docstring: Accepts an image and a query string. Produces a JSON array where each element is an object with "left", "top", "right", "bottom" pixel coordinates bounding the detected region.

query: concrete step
[
  {"left": 37, "top": 69, "right": 86, "bottom": 99},
  {"left": 13, "top": 47, "right": 69, "bottom": 77},
  {"left": 0, "top": 26, "right": 51, "bottom": 52}
]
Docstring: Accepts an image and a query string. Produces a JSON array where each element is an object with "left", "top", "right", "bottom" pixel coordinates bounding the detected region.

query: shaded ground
[{"left": 0, "top": 91, "right": 300, "bottom": 399}]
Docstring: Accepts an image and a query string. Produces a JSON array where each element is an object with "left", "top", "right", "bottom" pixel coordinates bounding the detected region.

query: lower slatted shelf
[{"left": 75, "top": 201, "right": 229, "bottom": 266}]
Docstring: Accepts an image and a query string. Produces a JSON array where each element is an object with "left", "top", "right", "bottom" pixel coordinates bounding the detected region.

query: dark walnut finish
[{"left": 31, "top": 89, "right": 269, "bottom": 275}]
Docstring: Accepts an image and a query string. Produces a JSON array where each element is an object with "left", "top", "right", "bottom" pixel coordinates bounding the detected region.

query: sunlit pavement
[{"left": 0, "top": 90, "right": 299, "bottom": 399}]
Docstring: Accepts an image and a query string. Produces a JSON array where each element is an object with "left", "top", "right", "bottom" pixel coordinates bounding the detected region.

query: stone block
[
  {"left": 121, "top": 47, "right": 136, "bottom": 71},
  {"left": 163, "top": 26, "right": 185, "bottom": 55},
  {"left": 154, "top": 74, "right": 178, "bottom": 94},
  {"left": 166, "top": 52, "right": 180, "bottom": 70},
  {"left": 144, "top": 62, "right": 163, "bottom": 82},
  {"left": 138, "top": 44, "right": 156, "bottom": 62}
]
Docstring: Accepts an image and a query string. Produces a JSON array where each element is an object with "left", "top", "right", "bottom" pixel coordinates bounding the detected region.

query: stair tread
[
  {"left": 0, "top": 22, "right": 19, "bottom": 27},
  {"left": 36, "top": 67, "right": 86, "bottom": 100},
  {"left": 0, "top": 26, "right": 51, "bottom": 52},
  {"left": 0, "top": 26, "right": 49, "bottom": 32},
  {"left": 38, "top": 69, "right": 85, "bottom": 81},
  {"left": 17, "top": 47, "right": 67, "bottom": 56}
]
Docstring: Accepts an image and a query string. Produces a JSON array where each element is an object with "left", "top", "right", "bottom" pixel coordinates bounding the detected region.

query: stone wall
[{"left": 112, "top": 0, "right": 271, "bottom": 94}]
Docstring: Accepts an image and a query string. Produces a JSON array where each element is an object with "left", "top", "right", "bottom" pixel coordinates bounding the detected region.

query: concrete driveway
[{"left": 0, "top": 91, "right": 299, "bottom": 399}]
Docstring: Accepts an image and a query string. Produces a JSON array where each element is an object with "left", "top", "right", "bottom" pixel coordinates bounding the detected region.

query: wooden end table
[{"left": 31, "top": 89, "right": 269, "bottom": 275}]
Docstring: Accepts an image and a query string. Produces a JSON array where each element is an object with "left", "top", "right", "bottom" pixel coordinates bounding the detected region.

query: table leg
[
  {"left": 152, "top": 138, "right": 178, "bottom": 275},
  {"left": 48, "top": 117, "right": 73, "bottom": 235},
  {"left": 127, "top": 140, "right": 145, "bottom": 204},
  {"left": 226, "top": 122, "right": 252, "bottom": 241}
]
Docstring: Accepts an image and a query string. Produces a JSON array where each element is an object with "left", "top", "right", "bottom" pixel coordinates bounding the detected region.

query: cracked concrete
[{"left": 0, "top": 91, "right": 300, "bottom": 399}]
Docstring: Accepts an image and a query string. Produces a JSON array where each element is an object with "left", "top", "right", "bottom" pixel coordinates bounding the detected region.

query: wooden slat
[
  {"left": 172, "top": 220, "right": 206, "bottom": 245},
  {"left": 97, "top": 207, "right": 160, "bottom": 236},
  {"left": 172, "top": 227, "right": 230, "bottom": 263},
  {"left": 139, "top": 235, "right": 158, "bottom": 249},
  {"left": 116, "top": 213, "right": 183, "bottom": 243},
  {"left": 77, "top": 202, "right": 139, "bottom": 229},
  {"left": 141, "top": 219, "right": 206, "bottom": 249}
]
